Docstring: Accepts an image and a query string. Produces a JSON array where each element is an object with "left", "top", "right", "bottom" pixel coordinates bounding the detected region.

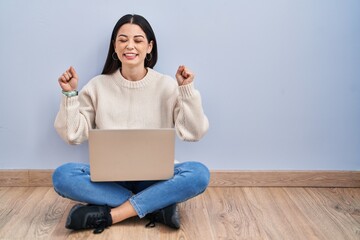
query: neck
[{"left": 120, "top": 66, "right": 148, "bottom": 81}]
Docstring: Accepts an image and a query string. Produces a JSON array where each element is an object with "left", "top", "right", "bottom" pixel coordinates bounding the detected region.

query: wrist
[{"left": 62, "top": 90, "right": 78, "bottom": 97}]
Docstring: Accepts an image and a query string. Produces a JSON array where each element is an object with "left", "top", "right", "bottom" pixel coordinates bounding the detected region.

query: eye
[{"left": 118, "top": 38, "right": 127, "bottom": 43}]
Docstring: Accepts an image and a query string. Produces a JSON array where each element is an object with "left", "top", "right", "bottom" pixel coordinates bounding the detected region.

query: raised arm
[
  {"left": 54, "top": 66, "right": 95, "bottom": 144},
  {"left": 174, "top": 65, "right": 209, "bottom": 141}
]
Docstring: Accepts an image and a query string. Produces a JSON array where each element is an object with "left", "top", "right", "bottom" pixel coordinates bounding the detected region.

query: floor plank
[
  {"left": 175, "top": 193, "right": 215, "bottom": 240},
  {"left": 239, "top": 187, "right": 309, "bottom": 240},
  {"left": 0, "top": 187, "right": 50, "bottom": 239},
  {"left": 0, "top": 187, "right": 359, "bottom": 239},
  {"left": 0, "top": 187, "right": 36, "bottom": 231},
  {"left": 305, "top": 188, "right": 360, "bottom": 239},
  {"left": 284, "top": 188, "right": 360, "bottom": 240},
  {"left": 204, "top": 187, "right": 260, "bottom": 239}
]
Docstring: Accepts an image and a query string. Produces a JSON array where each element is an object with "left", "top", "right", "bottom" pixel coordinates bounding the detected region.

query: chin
[{"left": 121, "top": 62, "right": 145, "bottom": 69}]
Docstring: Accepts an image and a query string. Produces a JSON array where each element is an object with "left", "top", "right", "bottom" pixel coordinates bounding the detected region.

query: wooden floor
[{"left": 0, "top": 187, "right": 359, "bottom": 240}]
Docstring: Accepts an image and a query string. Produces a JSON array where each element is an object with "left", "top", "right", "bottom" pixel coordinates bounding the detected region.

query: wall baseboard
[
  {"left": 0, "top": 170, "right": 359, "bottom": 187},
  {"left": 210, "top": 170, "right": 360, "bottom": 187},
  {"left": 0, "top": 170, "right": 53, "bottom": 187}
]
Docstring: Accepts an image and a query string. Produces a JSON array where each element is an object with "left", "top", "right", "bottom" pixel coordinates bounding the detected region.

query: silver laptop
[{"left": 89, "top": 129, "right": 175, "bottom": 182}]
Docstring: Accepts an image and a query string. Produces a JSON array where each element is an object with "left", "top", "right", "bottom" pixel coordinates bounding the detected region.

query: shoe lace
[
  {"left": 145, "top": 212, "right": 159, "bottom": 228},
  {"left": 86, "top": 213, "right": 108, "bottom": 234}
]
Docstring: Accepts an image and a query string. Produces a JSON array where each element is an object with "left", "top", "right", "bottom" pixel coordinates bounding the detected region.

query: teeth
[{"left": 125, "top": 53, "right": 136, "bottom": 56}]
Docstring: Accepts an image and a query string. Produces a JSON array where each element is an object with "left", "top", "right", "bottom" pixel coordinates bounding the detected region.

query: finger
[
  {"left": 64, "top": 71, "right": 72, "bottom": 80},
  {"left": 62, "top": 72, "right": 72, "bottom": 82},
  {"left": 59, "top": 78, "right": 71, "bottom": 91},
  {"left": 58, "top": 76, "right": 68, "bottom": 84},
  {"left": 177, "top": 65, "right": 185, "bottom": 75},
  {"left": 187, "top": 71, "right": 194, "bottom": 79},
  {"left": 61, "top": 73, "right": 69, "bottom": 82},
  {"left": 182, "top": 69, "right": 188, "bottom": 78},
  {"left": 69, "top": 66, "right": 78, "bottom": 79},
  {"left": 182, "top": 68, "right": 191, "bottom": 78}
]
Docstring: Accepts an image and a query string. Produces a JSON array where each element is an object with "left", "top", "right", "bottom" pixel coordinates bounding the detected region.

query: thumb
[
  {"left": 176, "top": 65, "right": 185, "bottom": 76},
  {"left": 69, "top": 66, "right": 78, "bottom": 79}
]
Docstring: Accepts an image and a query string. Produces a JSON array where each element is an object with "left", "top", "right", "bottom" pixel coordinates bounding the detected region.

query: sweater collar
[{"left": 113, "top": 67, "right": 154, "bottom": 88}]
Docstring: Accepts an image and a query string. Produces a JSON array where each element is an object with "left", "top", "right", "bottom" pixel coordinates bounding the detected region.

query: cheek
[
  {"left": 141, "top": 45, "right": 151, "bottom": 54},
  {"left": 115, "top": 43, "right": 125, "bottom": 51}
]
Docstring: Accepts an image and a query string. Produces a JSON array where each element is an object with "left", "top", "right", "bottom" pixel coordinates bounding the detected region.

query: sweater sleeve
[
  {"left": 173, "top": 82, "right": 209, "bottom": 141},
  {"left": 54, "top": 89, "right": 95, "bottom": 145}
]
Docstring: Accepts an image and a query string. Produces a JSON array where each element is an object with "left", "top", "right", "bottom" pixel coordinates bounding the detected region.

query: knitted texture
[{"left": 54, "top": 68, "right": 209, "bottom": 144}]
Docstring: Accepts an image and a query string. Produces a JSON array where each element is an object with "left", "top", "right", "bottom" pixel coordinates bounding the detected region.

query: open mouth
[{"left": 123, "top": 53, "right": 138, "bottom": 60}]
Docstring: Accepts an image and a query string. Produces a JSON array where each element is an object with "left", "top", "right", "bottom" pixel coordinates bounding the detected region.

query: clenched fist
[
  {"left": 58, "top": 66, "right": 78, "bottom": 92},
  {"left": 176, "top": 65, "right": 194, "bottom": 86}
]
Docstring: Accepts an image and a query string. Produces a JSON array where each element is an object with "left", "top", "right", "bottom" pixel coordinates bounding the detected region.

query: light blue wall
[{"left": 0, "top": 0, "right": 359, "bottom": 170}]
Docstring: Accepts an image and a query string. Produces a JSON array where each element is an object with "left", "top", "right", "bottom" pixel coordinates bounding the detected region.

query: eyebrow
[{"left": 117, "top": 34, "right": 145, "bottom": 38}]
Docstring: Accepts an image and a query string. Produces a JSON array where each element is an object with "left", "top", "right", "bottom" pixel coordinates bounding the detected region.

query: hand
[
  {"left": 176, "top": 65, "right": 194, "bottom": 86},
  {"left": 58, "top": 66, "right": 78, "bottom": 91}
]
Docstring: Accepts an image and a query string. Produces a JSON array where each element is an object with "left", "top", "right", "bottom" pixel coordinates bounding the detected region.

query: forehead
[{"left": 117, "top": 23, "right": 146, "bottom": 37}]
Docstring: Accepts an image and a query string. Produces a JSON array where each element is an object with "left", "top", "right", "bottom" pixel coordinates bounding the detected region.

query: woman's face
[{"left": 114, "top": 23, "right": 153, "bottom": 69}]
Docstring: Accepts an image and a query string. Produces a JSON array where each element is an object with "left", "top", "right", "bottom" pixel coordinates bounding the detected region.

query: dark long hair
[{"left": 102, "top": 14, "right": 158, "bottom": 74}]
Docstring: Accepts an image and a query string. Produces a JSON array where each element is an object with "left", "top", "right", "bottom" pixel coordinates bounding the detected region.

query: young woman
[{"left": 52, "top": 14, "right": 210, "bottom": 234}]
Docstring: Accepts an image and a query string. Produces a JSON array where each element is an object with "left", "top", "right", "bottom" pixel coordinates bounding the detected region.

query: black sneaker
[
  {"left": 65, "top": 204, "right": 113, "bottom": 234},
  {"left": 145, "top": 204, "right": 180, "bottom": 229}
]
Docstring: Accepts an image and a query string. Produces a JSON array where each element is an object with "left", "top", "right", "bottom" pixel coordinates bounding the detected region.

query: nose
[{"left": 126, "top": 40, "right": 135, "bottom": 49}]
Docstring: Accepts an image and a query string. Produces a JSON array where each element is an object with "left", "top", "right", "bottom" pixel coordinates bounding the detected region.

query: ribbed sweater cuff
[
  {"left": 61, "top": 94, "right": 79, "bottom": 107},
  {"left": 179, "top": 82, "right": 195, "bottom": 98}
]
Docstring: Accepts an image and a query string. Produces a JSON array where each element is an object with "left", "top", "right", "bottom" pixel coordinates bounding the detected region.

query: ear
[{"left": 147, "top": 40, "right": 153, "bottom": 54}]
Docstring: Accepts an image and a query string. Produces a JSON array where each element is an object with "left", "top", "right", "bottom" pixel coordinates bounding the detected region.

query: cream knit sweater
[{"left": 54, "top": 68, "right": 209, "bottom": 144}]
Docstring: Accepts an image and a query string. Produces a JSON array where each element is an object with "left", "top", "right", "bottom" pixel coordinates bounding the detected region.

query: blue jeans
[{"left": 52, "top": 161, "right": 210, "bottom": 218}]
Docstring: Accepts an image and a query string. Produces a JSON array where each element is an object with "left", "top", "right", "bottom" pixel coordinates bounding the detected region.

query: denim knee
[
  {"left": 180, "top": 161, "right": 210, "bottom": 195},
  {"left": 52, "top": 162, "right": 83, "bottom": 197},
  {"left": 193, "top": 161, "right": 210, "bottom": 192}
]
